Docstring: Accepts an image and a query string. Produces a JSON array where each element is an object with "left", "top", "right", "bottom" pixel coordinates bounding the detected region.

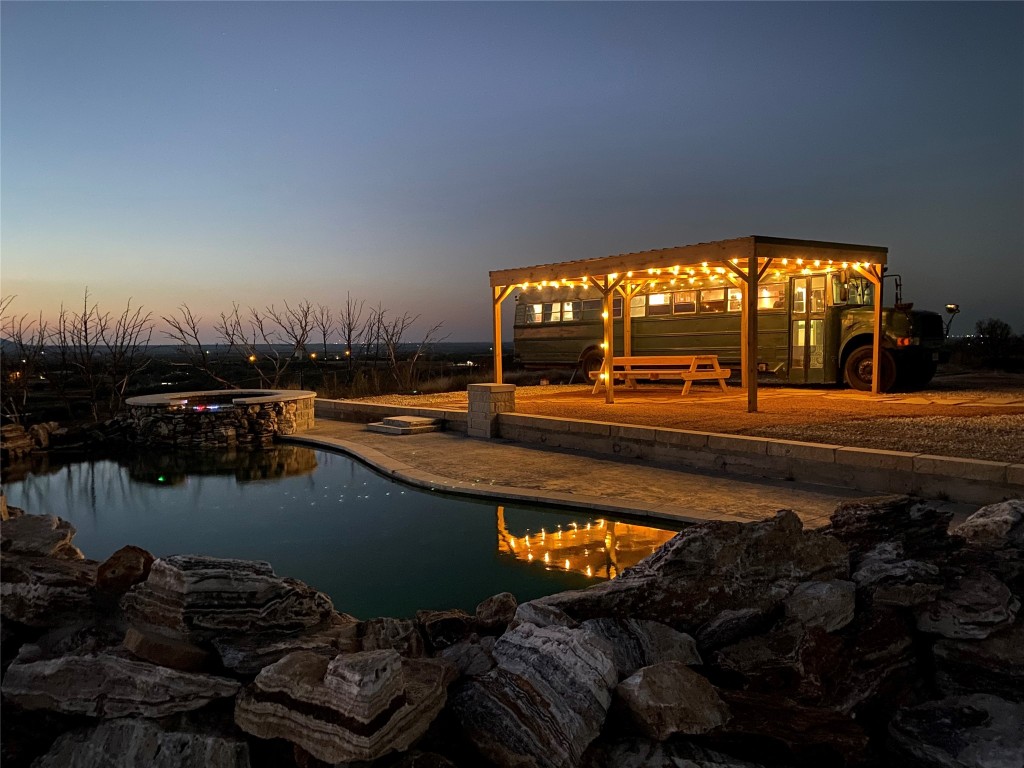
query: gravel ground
[{"left": 348, "top": 371, "right": 1024, "bottom": 463}]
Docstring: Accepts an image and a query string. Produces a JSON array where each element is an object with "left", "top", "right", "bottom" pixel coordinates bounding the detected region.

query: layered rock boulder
[
  {"left": 451, "top": 621, "right": 618, "bottom": 768},
  {"left": 1, "top": 652, "right": 240, "bottom": 717},
  {"left": 579, "top": 617, "right": 701, "bottom": 679},
  {"left": 915, "top": 570, "right": 1020, "bottom": 640},
  {"left": 888, "top": 694, "right": 1024, "bottom": 768},
  {"left": 31, "top": 718, "right": 252, "bottom": 768},
  {"left": 0, "top": 514, "right": 84, "bottom": 560},
  {"left": 119, "top": 554, "right": 342, "bottom": 674},
  {"left": 534, "top": 511, "right": 848, "bottom": 634},
  {"left": 234, "top": 649, "right": 449, "bottom": 764},
  {"left": 121, "top": 555, "right": 334, "bottom": 640},
  {"left": 614, "top": 660, "right": 730, "bottom": 740},
  {"left": 1, "top": 552, "right": 98, "bottom": 627},
  {"left": 96, "top": 545, "right": 154, "bottom": 593}
]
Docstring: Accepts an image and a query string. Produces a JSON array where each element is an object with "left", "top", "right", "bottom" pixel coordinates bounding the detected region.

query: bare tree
[
  {"left": 101, "top": 299, "right": 154, "bottom": 416},
  {"left": 338, "top": 292, "right": 365, "bottom": 371},
  {"left": 377, "top": 311, "right": 449, "bottom": 390},
  {"left": 162, "top": 304, "right": 239, "bottom": 388},
  {"left": 312, "top": 304, "right": 335, "bottom": 357},
  {"left": 0, "top": 296, "right": 49, "bottom": 424},
  {"left": 216, "top": 301, "right": 314, "bottom": 388},
  {"left": 66, "top": 290, "right": 109, "bottom": 422}
]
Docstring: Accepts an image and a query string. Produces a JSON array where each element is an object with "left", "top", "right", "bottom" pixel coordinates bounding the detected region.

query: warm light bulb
[
  {"left": 796, "top": 258, "right": 803, "bottom": 265},
  {"left": 782, "top": 258, "right": 788, "bottom": 265},
  {"left": 601, "top": 311, "right": 609, "bottom": 319},
  {"left": 814, "top": 260, "right": 821, "bottom": 267}
]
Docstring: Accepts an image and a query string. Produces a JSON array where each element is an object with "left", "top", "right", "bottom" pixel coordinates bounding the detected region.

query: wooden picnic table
[{"left": 589, "top": 354, "right": 732, "bottom": 396}]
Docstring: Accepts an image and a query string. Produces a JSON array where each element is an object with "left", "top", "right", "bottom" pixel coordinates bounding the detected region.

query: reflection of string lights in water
[{"left": 496, "top": 507, "right": 677, "bottom": 581}]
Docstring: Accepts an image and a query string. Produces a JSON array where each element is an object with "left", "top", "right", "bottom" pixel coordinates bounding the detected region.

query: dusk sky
[{"left": 3, "top": 2, "right": 1022, "bottom": 341}]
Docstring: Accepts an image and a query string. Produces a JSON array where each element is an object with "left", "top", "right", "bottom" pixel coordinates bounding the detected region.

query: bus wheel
[
  {"left": 844, "top": 346, "right": 896, "bottom": 392},
  {"left": 580, "top": 350, "right": 604, "bottom": 380}
]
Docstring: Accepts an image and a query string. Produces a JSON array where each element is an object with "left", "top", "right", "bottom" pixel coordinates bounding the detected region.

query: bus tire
[
  {"left": 844, "top": 346, "right": 896, "bottom": 392},
  {"left": 579, "top": 349, "right": 604, "bottom": 380}
]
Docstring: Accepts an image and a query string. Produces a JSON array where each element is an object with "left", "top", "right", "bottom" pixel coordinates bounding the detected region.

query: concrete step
[
  {"left": 382, "top": 416, "right": 440, "bottom": 429},
  {"left": 367, "top": 416, "right": 441, "bottom": 435}
]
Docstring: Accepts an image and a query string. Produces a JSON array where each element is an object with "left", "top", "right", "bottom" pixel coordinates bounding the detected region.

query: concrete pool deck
[{"left": 283, "top": 421, "right": 974, "bottom": 529}]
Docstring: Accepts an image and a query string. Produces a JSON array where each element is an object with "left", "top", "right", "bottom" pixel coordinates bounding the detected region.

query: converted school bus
[{"left": 489, "top": 236, "right": 945, "bottom": 411}]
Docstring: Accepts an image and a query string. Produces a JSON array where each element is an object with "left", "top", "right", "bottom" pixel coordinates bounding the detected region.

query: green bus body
[{"left": 512, "top": 273, "right": 945, "bottom": 391}]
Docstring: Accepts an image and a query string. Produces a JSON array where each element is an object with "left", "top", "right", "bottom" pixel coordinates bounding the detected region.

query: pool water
[{"left": 4, "top": 446, "right": 681, "bottom": 619}]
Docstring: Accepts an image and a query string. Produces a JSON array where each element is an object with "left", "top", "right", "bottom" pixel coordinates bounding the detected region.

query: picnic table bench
[{"left": 589, "top": 355, "right": 732, "bottom": 396}]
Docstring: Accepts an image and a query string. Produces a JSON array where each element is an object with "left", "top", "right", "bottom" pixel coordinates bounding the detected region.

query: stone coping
[
  {"left": 282, "top": 432, "right": 713, "bottom": 526},
  {"left": 128, "top": 389, "right": 317, "bottom": 407}
]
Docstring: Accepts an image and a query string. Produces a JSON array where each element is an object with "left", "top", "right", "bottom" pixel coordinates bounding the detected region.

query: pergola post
[
  {"left": 726, "top": 250, "right": 765, "bottom": 414},
  {"left": 870, "top": 265, "right": 884, "bottom": 395},
  {"left": 745, "top": 253, "right": 759, "bottom": 412},
  {"left": 597, "top": 274, "right": 624, "bottom": 404},
  {"left": 618, "top": 281, "right": 643, "bottom": 357},
  {"left": 492, "top": 285, "right": 514, "bottom": 384},
  {"left": 852, "top": 263, "right": 885, "bottom": 394}
]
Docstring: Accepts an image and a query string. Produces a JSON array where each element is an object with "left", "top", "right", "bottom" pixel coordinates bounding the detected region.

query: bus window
[
  {"left": 647, "top": 293, "right": 672, "bottom": 316},
  {"left": 613, "top": 297, "right": 623, "bottom": 319},
  {"left": 543, "top": 303, "right": 561, "bottom": 323},
  {"left": 849, "top": 277, "right": 874, "bottom": 305},
  {"left": 700, "top": 288, "right": 726, "bottom": 313},
  {"left": 562, "top": 301, "right": 581, "bottom": 321},
  {"left": 758, "top": 283, "right": 786, "bottom": 309},
  {"left": 582, "top": 299, "right": 603, "bottom": 321},
  {"left": 727, "top": 288, "right": 743, "bottom": 312},
  {"left": 526, "top": 304, "right": 543, "bottom": 323},
  {"left": 831, "top": 275, "right": 848, "bottom": 305},
  {"left": 630, "top": 295, "right": 646, "bottom": 318},
  {"left": 810, "top": 276, "right": 826, "bottom": 313},
  {"left": 793, "top": 285, "right": 807, "bottom": 314},
  {"left": 673, "top": 290, "right": 697, "bottom": 314}
]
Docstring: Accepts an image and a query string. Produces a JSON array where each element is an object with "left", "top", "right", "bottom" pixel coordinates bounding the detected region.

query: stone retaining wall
[{"left": 124, "top": 390, "right": 316, "bottom": 449}]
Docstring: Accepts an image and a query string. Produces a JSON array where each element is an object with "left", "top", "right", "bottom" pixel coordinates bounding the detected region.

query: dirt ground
[{"left": 357, "top": 369, "right": 1024, "bottom": 463}]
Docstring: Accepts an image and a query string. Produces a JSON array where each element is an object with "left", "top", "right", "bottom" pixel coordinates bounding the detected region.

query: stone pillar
[{"left": 467, "top": 383, "right": 516, "bottom": 439}]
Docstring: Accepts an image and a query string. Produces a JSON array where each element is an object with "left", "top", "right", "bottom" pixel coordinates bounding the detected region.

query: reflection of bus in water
[
  {"left": 513, "top": 270, "right": 945, "bottom": 391},
  {"left": 496, "top": 506, "right": 678, "bottom": 580}
]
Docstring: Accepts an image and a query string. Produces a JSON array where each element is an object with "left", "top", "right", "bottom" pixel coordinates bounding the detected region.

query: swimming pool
[{"left": 4, "top": 446, "right": 681, "bottom": 619}]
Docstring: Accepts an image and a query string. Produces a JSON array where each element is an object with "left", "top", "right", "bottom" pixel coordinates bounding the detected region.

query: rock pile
[{"left": 2, "top": 496, "right": 1022, "bottom": 768}]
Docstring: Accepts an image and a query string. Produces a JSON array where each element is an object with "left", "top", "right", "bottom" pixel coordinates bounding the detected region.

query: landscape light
[{"left": 944, "top": 303, "right": 961, "bottom": 335}]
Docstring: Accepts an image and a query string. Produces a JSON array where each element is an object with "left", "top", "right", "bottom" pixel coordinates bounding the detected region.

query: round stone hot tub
[{"left": 124, "top": 389, "right": 316, "bottom": 449}]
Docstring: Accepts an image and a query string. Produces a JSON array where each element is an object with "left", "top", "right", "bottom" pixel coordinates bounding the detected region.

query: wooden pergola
[{"left": 489, "top": 236, "right": 888, "bottom": 413}]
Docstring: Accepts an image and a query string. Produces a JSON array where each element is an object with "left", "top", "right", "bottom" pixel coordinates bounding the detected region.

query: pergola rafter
[{"left": 489, "top": 236, "right": 889, "bottom": 412}]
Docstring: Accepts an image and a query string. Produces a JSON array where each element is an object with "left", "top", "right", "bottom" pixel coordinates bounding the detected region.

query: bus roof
[{"left": 489, "top": 235, "right": 887, "bottom": 288}]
